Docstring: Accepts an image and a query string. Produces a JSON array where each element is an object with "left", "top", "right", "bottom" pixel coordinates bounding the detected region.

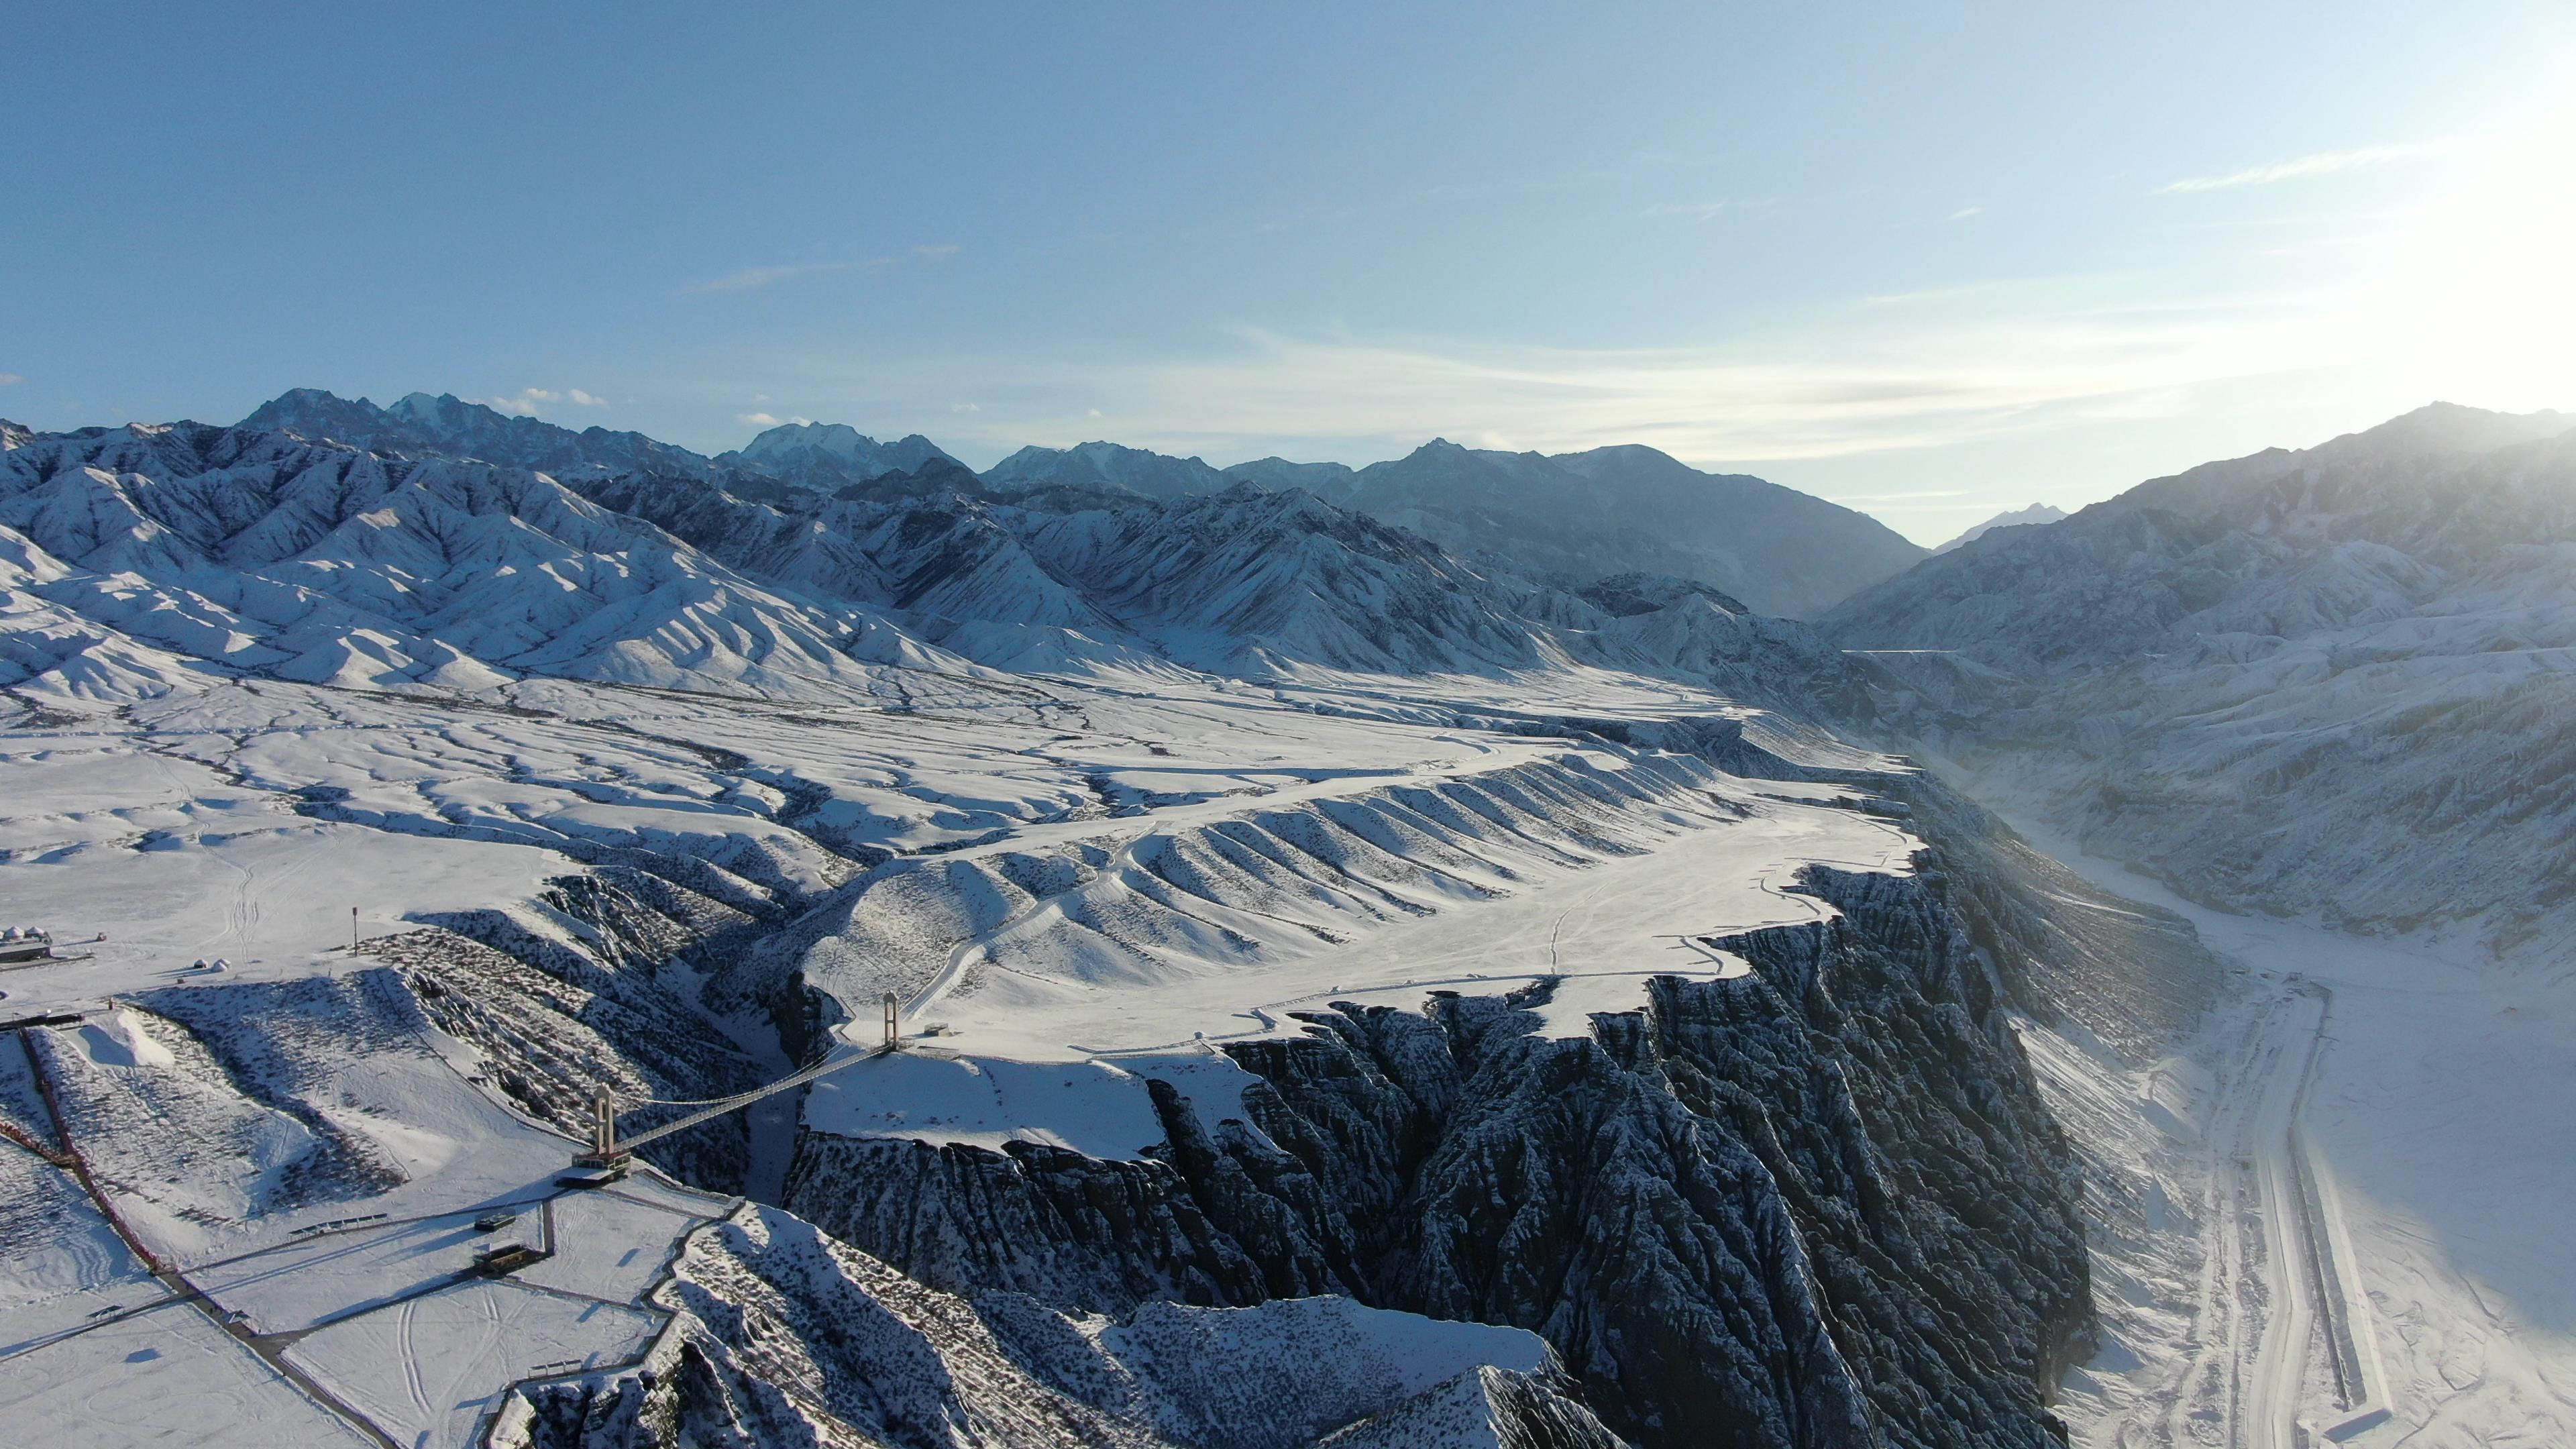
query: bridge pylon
[{"left": 573, "top": 1089, "right": 632, "bottom": 1171}]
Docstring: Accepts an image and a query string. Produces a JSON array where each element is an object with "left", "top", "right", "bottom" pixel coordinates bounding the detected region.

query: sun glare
[{"left": 2382, "top": 90, "right": 2576, "bottom": 412}]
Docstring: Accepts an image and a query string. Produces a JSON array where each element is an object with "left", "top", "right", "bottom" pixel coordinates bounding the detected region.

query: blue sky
[{"left": 7, "top": 2, "right": 2573, "bottom": 541}]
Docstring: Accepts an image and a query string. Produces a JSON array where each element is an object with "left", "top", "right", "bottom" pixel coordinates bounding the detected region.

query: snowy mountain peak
[
  {"left": 237, "top": 386, "right": 714, "bottom": 480},
  {"left": 1328, "top": 436, "right": 1925, "bottom": 617},
  {"left": 719, "top": 422, "right": 959, "bottom": 487},
  {"left": 981, "top": 439, "right": 1227, "bottom": 500},
  {"left": 1932, "top": 502, "right": 2066, "bottom": 555},
  {"left": 1220, "top": 455, "right": 1355, "bottom": 492},
  {"left": 238, "top": 387, "right": 401, "bottom": 445},
  {"left": 739, "top": 421, "right": 871, "bottom": 462},
  {"left": 388, "top": 390, "right": 470, "bottom": 424},
  {"left": 2322, "top": 399, "right": 2575, "bottom": 464}
]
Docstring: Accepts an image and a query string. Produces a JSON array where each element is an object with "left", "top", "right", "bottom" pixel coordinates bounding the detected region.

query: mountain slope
[
  {"left": 1317, "top": 441, "right": 1923, "bottom": 619},
  {"left": 1006, "top": 439, "right": 1927, "bottom": 617},
  {"left": 715, "top": 421, "right": 961, "bottom": 488},
  {"left": 983, "top": 441, "right": 1230, "bottom": 500},
  {"left": 5, "top": 404, "right": 1879, "bottom": 716},
  {"left": 0, "top": 419, "right": 969, "bottom": 700},
  {"left": 241, "top": 389, "right": 717, "bottom": 480},
  {"left": 1931, "top": 503, "right": 2063, "bottom": 555},
  {"left": 1827, "top": 402, "right": 2576, "bottom": 953}
]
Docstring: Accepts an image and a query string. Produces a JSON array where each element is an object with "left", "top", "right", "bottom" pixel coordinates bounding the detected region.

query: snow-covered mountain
[
  {"left": 0, "top": 419, "right": 965, "bottom": 702},
  {"left": 983, "top": 440, "right": 1230, "bottom": 500},
  {"left": 1309, "top": 440, "right": 1924, "bottom": 619},
  {"left": 999, "top": 439, "right": 1925, "bottom": 616},
  {"left": 241, "top": 389, "right": 718, "bottom": 481},
  {"left": 1931, "top": 502, "right": 2064, "bottom": 554},
  {"left": 1220, "top": 455, "right": 1359, "bottom": 493},
  {"left": 231, "top": 391, "right": 1924, "bottom": 618},
  {"left": 1829, "top": 402, "right": 2576, "bottom": 954},
  {"left": 715, "top": 421, "right": 961, "bottom": 488},
  {"left": 1, "top": 389, "right": 2243, "bottom": 1449}
]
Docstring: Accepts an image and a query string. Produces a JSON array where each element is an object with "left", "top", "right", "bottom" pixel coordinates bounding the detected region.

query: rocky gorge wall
[
  {"left": 330, "top": 720, "right": 2218, "bottom": 1448},
  {"left": 780, "top": 796, "right": 2123, "bottom": 1448}
]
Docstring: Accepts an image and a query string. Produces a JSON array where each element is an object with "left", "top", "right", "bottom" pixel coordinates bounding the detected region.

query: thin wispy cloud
[
  {"left": 1645, "top": 199, "right": 1738, "bottom": 222},
  {"left": 1945, "top": 207, "right": 1983, "bottom": 221},
  {"left": 2156, "top": 141, "right": 2453, "bottom": 194},
  {"left": 690, "top": 260, "right": 871, "bottom": 293},
  {"left": 1835, "top": 488, "right": 1974, "bottom": 502},
  {"left": 470, "top": 386, "right": 611, "bottom": 416},
  {"left": 737, "top": 411, "right": 812, "bottom": 428},
  {"left": 842, "top": 274, "right": 2361, "bottom": 469},
  {"left": 690, "top": 244, "right": 961, "bottom": 294},
  {"left": 0, "top": 373, "right": 21, "bottom": 386}
]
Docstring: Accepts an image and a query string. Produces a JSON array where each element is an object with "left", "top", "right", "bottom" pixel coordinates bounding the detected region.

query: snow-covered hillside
[
  {"left": 1829, "top": 402, "right": 2576, "bottom": 957},
  {"left": 242, "top": 390, "right": 720, "bottom": 483},
  {"left": 985, "top": 441, "right": 1230, "bottom": 501},
  {"left": 1931, "top": 502, "right": 2064, "bottom": 555},
  {"left": 985, "top": 437, "right": 1931, "bottom": 616},
  {"left": 716, "top": 421, "right": 961, "bottom": 490},
  {"left": 1827, "top": 402, "right": 2576, "bottom": 1446},
  {"left": 0, "top": 393, "right": 2235, "bottom": 1448},
  {"left": 1309, "top": 441, "right": 1927, "bottom": 619}
]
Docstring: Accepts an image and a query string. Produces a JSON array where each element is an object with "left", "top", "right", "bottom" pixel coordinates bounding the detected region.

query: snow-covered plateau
[{"left": 2, "top": 392, "right": 2551, "bottom": 1448}]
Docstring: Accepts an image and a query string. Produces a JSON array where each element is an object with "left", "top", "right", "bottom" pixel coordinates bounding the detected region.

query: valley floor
[{"left": 2004, "top": 810, "right": 2576, "bottom": 1448}]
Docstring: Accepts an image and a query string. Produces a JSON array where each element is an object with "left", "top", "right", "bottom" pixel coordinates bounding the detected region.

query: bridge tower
[
  {"left": 883, "top": 992, "right": 899, "bottom": 1051},
  {"left": 574, "top": 1089, "right": 630, "bottom": 1171}
]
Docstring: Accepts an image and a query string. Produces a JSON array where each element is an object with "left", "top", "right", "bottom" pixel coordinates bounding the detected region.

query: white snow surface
[
  {"left": 0, "top": 609, "right": 1896, "bottom": 1445},
  {"left": 0, "top": 402, "right": 2006, "bottom": 1446},
  {"left": 2004, "top": 809, "right": 2576, "bottom": 1448}
]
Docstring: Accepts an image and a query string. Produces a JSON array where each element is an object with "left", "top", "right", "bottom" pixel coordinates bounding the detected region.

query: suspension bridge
[{"left": 578, "top": 991, "right": 903, "bottom": 1167}]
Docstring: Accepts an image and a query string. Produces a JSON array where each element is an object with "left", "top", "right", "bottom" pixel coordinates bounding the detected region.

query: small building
[
  {"left": 0, "top": 929, "right": 55, "bottom": 967},
  {"left": 471, "top": 1243, "right": 548, "bottom": 1277}
]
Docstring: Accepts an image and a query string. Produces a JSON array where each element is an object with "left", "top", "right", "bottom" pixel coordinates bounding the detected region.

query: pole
[{"left": 351, "top": 907, "right": 359, "bottom": 952}]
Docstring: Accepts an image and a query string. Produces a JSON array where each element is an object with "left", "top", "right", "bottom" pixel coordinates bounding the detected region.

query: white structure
[{"left": 0, "top": 928, "right": 54, "bottom": 967}]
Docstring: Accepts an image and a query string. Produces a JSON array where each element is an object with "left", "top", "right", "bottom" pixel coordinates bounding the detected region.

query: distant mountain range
[
  {"left": 0, "top": 391, "right": 1866, "bottom": 718},
  {"left": 1303, "top": 441, "right": 1927, "bottom": 619},
  {"left": 239, "top": 388, "right": 718, "bottom": 481},
  {"left": 225, "top": 392, "right": 1924, "bottom": 617}
]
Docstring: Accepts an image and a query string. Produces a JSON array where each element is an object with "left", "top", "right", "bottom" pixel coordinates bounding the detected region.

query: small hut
[{"left": 0, "top": 928, "right": 56, "bottom": 967}]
